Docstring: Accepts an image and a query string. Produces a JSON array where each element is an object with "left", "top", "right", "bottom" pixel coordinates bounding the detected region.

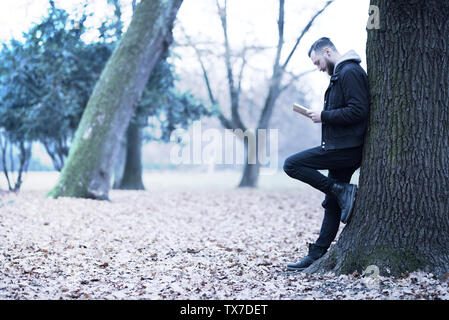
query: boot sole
[
  {"left": 341, "top": 185, "right": 357, "bottom": 224},
  {"left": 286, "top": 266, "right": 307, "bottom": 272}
]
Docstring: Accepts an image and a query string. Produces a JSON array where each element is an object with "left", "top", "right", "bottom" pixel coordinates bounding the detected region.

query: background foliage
[{"left": 0, "top": 1, "right": 210, "bottom": 190}]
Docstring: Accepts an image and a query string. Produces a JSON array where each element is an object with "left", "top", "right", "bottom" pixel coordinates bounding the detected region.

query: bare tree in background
[{"left": 182, "top": 0, "right": 333, "bottom": 187}]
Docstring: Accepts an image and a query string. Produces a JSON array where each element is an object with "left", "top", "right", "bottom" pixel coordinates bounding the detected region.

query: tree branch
[
  {"left": 273, "top": 0, "right": 285, "bottom": 72},
  {"left": 257, "top": 0, "right": 334, "bottom": 130},
  {"left": 256, "top": 0, "right": 285, "bottom": 130},
  {"left": 216, "top": 0, "right": 246, "bottom": 131},
  {"left": 282, "top": 0, "right": 334, "bottom": 70},
  {"left": 178, "top": 25, "right": 234, "bottom": 130},
  {"left": 279, "top": 68, "right": 315, "bottom": 93}
]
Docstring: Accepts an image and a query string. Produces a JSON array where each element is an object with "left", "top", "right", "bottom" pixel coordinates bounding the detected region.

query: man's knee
[
  {"left": 283, "top": 157, "right": 293, "bottom": 175},
  {"left": 283, "top": 155, "right": 303, "bottom": 177}
]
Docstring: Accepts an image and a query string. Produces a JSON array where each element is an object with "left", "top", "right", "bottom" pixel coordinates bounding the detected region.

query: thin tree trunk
[
  {"left": 47, "top": 0, "right": 183, "bottom": 199},
  {"left": 117, "top": 119, "right": 145, "bottom": 190},
  {"left": 13, "top": 141, "right": 31, "bottom": 191},
  {"left": 239, "top": 162, "right": 260, "bottom": 187},
  {"left": 238, "top": 135, "right": 260, "bottom": 187},
  {"left": 42, "top": 138, "right": 68, "bottom": 171},
  {"left": 112, "top": 133, "right": 127, "bottom": 189},
  {"left": 0, "top": 135, "right": 12, "bottom": 191},
  {"left": 306, "top": 0, "right": 449, "bottom": 277},
  {"left": 0, "top": 139, "right": 31, "bottom": 192}
]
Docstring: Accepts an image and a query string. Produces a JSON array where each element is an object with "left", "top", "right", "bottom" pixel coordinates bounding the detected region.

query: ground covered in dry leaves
[{"left": 1, "top": 186, "right": 448, "bottom": 300}]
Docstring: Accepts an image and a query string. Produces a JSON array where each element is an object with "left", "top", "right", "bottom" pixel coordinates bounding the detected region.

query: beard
[{"left": 326, "top": 60, "right": 335, "bottom": 76}]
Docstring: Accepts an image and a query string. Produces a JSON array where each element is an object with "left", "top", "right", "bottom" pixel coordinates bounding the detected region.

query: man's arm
[{"left": 320, "top": 68, "right": 370, "bottom": 125}]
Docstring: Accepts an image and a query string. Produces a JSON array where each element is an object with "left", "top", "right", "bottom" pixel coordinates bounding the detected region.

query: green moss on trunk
[
  {"left": 339, "top": 246, "right": 427, "bottom": 276},
  {"left": 47, "top": 0, "right": 183, "bottom": 199}
]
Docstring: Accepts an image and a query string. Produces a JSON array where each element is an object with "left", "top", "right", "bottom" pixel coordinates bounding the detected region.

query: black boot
[
  {"left": 330, "top": 182, "right": 357, "bottom": 224},
  {"left": 286, "top": 244, "right": 327, "bottom": 271}
]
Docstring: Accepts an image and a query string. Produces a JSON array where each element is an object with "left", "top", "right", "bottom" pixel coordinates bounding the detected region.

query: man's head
[{"left": 308, "top": 37, "right": 340, "bottom": 76}]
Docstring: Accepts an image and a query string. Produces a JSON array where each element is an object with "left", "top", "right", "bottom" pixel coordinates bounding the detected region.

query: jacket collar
[{"left": 333, "top": 50, "right": 362, "bottom": 75}]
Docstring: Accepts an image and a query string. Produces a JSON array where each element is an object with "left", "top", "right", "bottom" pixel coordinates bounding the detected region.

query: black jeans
[{"left": 283, "top": 145, "right": 363, "bottom": 249}]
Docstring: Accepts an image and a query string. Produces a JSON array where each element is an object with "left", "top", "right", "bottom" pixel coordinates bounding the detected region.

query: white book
[{"left": 293, "top": 103, "right": 311, "bottom": 118}]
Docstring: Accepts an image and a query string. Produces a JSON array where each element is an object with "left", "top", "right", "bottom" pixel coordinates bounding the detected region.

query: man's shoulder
[{"left": 339, "top": 62, "right": 367, "bottom": 79}]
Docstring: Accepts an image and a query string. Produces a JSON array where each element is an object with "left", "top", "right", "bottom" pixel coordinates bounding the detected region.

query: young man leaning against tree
[{"left": 283, "top": 37, "right": 370, "bottom": 271}]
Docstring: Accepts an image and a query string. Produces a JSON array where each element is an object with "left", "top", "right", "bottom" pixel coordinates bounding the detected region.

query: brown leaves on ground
[{"left": 0, "top": 188, "right": 448, "bottom": 300}]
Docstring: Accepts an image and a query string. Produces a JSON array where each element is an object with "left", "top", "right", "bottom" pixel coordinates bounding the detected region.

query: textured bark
[
  {"left": 47, "top": 0, "right": 183, "bottom": 199},
  {"left": 306, "top": 0, "right": 449, "bottom": 277},
  {"left": 117, "top": 120, "right": 145, "bottom": 190}
]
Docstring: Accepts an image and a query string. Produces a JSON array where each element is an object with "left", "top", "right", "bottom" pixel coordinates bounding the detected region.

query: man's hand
[{"left": 306, "top": 109, "right": 322, "bottom": 123}]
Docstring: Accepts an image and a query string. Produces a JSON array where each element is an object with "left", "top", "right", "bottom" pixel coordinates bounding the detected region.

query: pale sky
[
  {"left": 173, "top": 0, "right": 370, "bottom": 108},
  {"left": 0, "top": 0, "right": 371, "bottom": 107},
  {"left": 0, "top": 0, "right": 370, "bottom": 56}
]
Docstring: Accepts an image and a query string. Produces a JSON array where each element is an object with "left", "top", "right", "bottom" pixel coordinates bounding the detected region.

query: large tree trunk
[
  {"left": 117, "top": 119, "right": 145, "bottom": 190},
  {"left": 47, "top": 0, "right": 183, "bottom": 199},
  {"left": 306, "top": 0, "right": 449, "bottom": 277}
]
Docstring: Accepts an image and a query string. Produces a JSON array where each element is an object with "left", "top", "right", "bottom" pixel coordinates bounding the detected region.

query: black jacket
[{"left": 320, "top": 51, "right": 370, "bottom": 150}]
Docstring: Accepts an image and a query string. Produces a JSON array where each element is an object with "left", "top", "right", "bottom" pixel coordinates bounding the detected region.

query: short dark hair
[{"left": 308, "top": 37, "right": 337, "bottom": 57}]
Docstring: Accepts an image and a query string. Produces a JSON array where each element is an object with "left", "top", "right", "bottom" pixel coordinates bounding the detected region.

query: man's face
[{"left": 310, "top": 49, "right": 334, "bottom": 76}]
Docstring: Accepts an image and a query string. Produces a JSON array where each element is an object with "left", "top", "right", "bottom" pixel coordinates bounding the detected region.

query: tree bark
[
  {"left": 47, "top": 0, "right": 183, "bottom": 199},
  {"left": 117, "top": 119, "right": 145, "bottom": 190},
  {"left": 306, "top": 0, "right": 449, "bottom": 277}
]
